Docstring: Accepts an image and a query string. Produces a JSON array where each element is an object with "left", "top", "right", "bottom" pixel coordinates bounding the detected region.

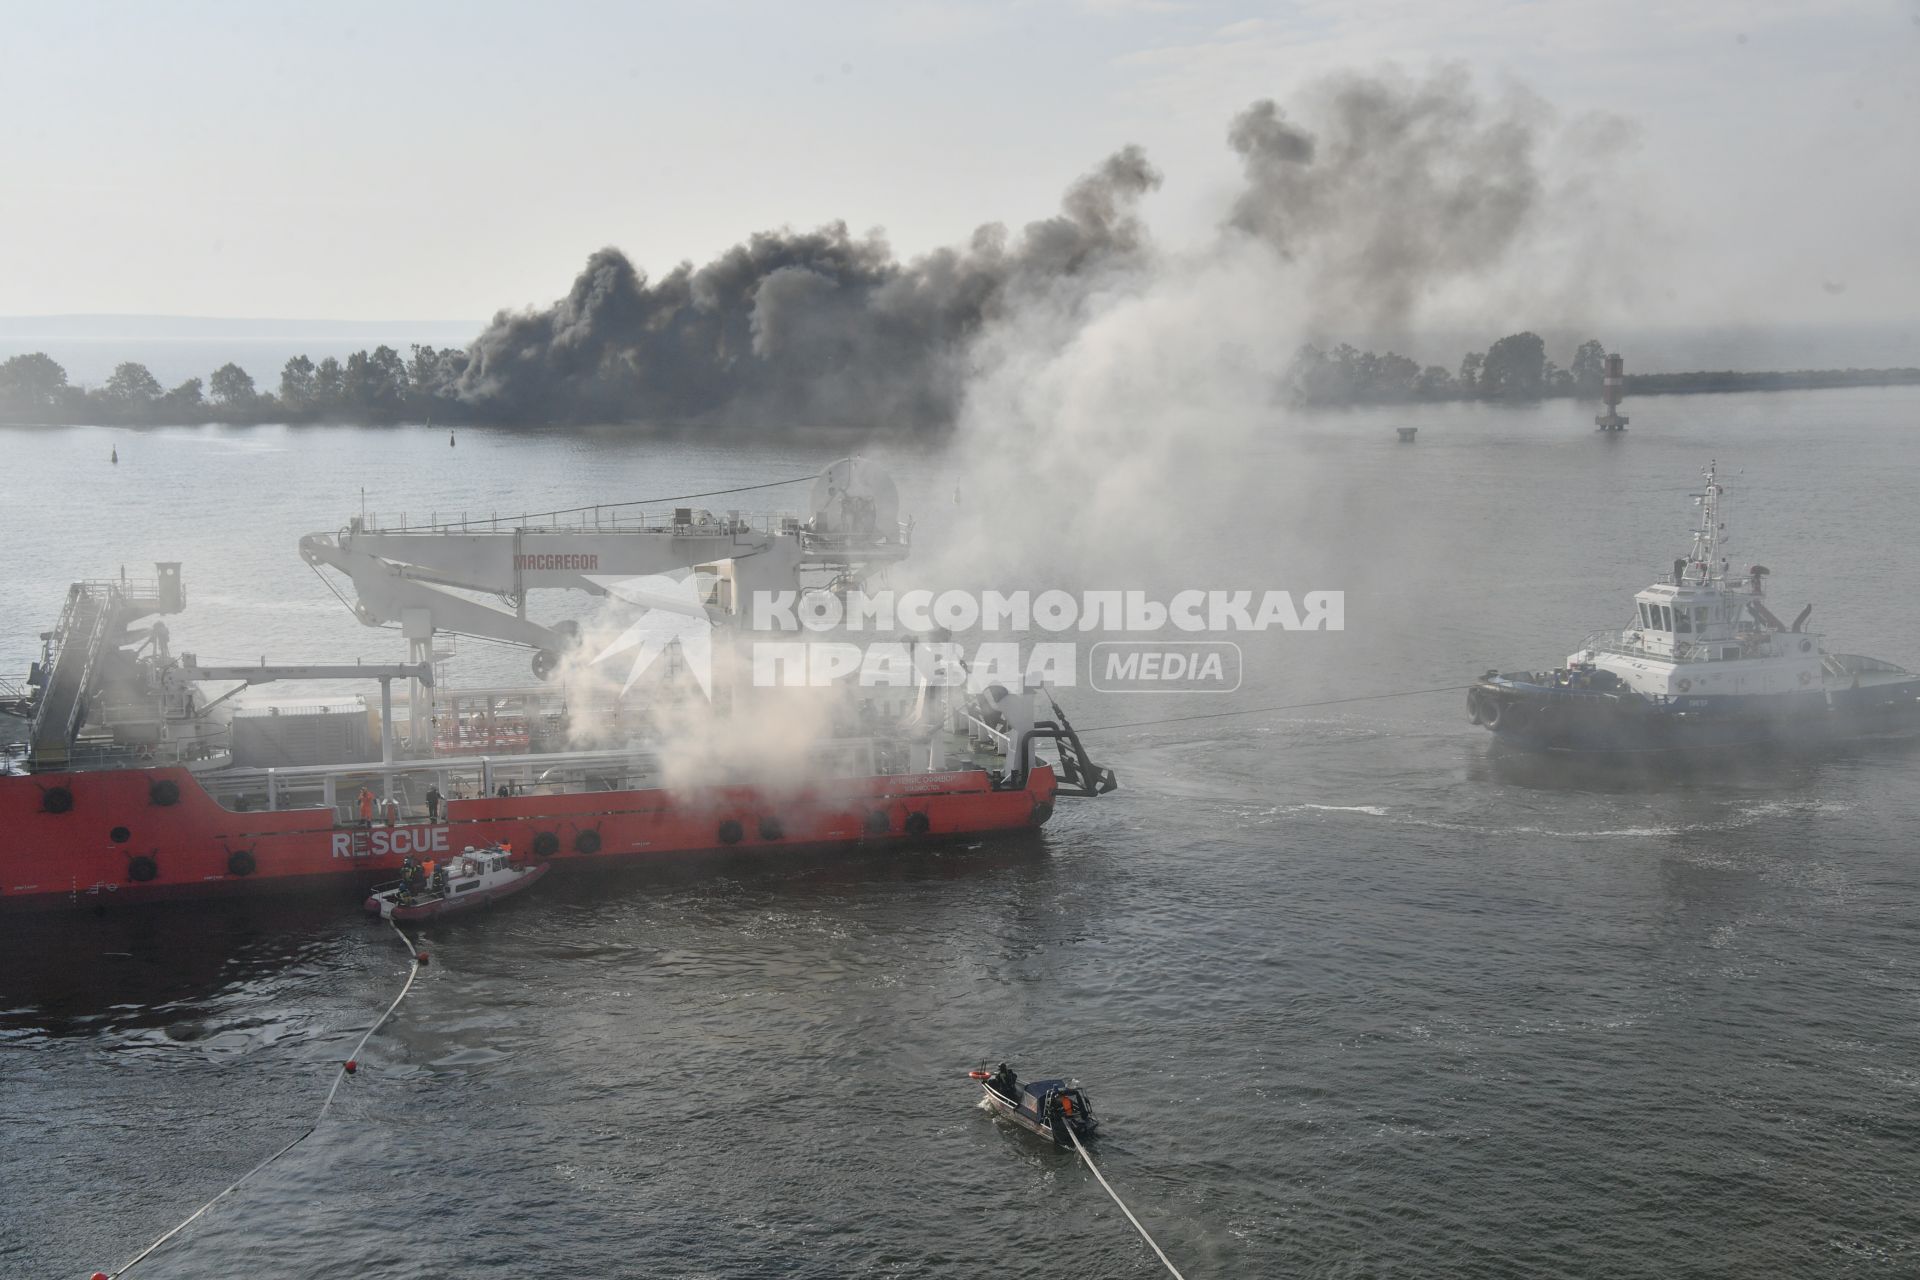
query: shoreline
[{"left": 1, "top": 366, "right": 1915, "bottom": 429}]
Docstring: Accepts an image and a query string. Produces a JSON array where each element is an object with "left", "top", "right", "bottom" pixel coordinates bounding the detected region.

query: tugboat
[
  {"left": 1468, "top": 462, "right": 1920, "bottom": 755},
  {"left": 969, "top": 1063, "right": 1097, "bottom": 1145},
  {"left": 365, "top": 843, "right": 548, "bottom": 920}
]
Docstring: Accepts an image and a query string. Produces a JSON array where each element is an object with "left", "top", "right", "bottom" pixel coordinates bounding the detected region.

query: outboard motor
[{"left": 1045, "top": 1086, "right": 1096, "bottom": 1142}]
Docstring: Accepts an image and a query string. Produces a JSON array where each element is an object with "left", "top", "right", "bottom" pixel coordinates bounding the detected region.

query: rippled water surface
[{"left": 5, "top": 390, "right": 1920, "bottom": 1277}]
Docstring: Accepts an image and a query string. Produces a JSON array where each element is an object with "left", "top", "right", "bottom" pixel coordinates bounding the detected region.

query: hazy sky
[{"left": 3, "top": 0, "right": 1915, "bottom": 328}]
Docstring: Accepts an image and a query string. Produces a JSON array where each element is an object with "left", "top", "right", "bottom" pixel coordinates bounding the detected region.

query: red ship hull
[{"left": 0, "top": 763, "right": 1060, "bottom": 912}]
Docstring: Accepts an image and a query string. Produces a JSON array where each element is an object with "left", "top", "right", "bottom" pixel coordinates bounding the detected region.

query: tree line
[
  {"left": 3, "top": 336, "right": 1915, "bottom": 425},
  {"left": 1286, "top": 332, "right": 1920, "bottom": 406},
  {"left": 1287, "top": 333, "right": 1610, "bottom": 406},
  {"left": 0, "top": 345, "right": 471, "bottom": 425}
]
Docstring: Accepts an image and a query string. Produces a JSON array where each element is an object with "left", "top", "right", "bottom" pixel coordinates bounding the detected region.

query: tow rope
[
  {"left": 1063, "top": 1125, "right": 1189, "bottom": 1279},
  {"left": 94, "top": 920, "right": 426, "bottom": 1280},
  {"left": 1076, "top": 684, "right": 1465, "bottom": 736}
]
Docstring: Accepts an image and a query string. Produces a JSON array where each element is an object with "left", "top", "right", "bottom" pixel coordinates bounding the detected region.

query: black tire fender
[
  {"left": 227, "top": 849, "right": 257, "bottom": 877},
  {"left": 717, "top": 819, "right": 745, "bottom": 845},
  {"left": 531, "top": 831, "right": 561, "bottom": 858}
]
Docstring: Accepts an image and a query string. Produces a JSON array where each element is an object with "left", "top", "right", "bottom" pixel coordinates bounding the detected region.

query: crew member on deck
[
  {"left": 426, "top": 785, "right": 443, "bottom": 822},
  {"left": 357, "top": 786, "right": 374, "bottom": 826}
]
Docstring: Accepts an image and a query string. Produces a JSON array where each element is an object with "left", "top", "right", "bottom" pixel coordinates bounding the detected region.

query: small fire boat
[
  {"left": 970, "top": 1062, "right": 1097, "bottom": 1145},
  {"left": 364, "top": 844, "right": 549, "bottom": 921}
]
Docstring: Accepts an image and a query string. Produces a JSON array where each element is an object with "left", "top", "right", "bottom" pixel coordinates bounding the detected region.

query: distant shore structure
[
  {"left": 1596, "top": 353, "right": 1629, "bottom": 431},
  {"left": 1396, "top": 427, "right": 1418, "bottom": 442}
]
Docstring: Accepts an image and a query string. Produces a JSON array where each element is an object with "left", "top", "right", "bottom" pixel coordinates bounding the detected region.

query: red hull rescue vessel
[{"left": 0, "top": 460, "right": 1115, "bottom": 912}]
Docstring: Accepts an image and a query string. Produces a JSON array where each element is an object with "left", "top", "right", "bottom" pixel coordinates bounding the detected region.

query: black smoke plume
[
  {"left": 441, "top": 68, "right": 1592, "bottom": 431},
  {"left": 449, "top": 147, "right": 1162, "bottom": 429}
]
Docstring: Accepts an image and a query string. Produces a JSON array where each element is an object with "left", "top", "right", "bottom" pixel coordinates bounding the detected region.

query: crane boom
[{"left": 298, "top": 459, "right": 910, "bottom": 741}]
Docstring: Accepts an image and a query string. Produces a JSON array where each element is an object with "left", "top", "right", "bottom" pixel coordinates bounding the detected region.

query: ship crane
[{"left": 298, "top": 458, "right": 908, "bottom": 744}]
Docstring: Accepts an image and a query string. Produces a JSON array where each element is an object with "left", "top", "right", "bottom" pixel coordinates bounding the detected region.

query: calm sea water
[{"left": 4, "top": 388, "right": 1920, "bottom": 1278}]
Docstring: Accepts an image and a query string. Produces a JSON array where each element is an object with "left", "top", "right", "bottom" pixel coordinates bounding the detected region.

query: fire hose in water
[
  {"left": 1062, "top": 1124, "right": 1190, "bottom": 1279},
  {"left": 91, "top": 920, "right": 427, "bottom": 1279}
]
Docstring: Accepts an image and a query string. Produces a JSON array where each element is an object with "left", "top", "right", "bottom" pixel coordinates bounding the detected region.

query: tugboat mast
[{"left": 1686, "top": 461, "right": 1727, "bottom": 587}]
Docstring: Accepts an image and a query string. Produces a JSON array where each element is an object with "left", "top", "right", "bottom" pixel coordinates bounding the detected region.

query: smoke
[
  {"left": 449, "top": 148, "right": 1162, "bottom": 430},
  {"left": 917, "top": 64, "right": 1637, "bottom": 593},
  {"left": 447, "top": 64, "right": 1619, "bottom": 445},
  {"left": 1225, "top": 66, "right": 1548, "bottom": 335},
  {"left": 530, "top": 65, "right": 1637, "bottom": 736},
  {"left": 546, "top": 592, "right": 882, "bottom": 797}
]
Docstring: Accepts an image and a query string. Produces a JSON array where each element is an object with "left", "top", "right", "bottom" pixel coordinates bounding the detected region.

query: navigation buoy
[
  {"left": 449, "top": 431, "right": 456, "bottom": 447},
  {"left": 417, "top": 951, "right": 430, "bottom": 965},
  {"left": 111, "top": 446, "right": 118, "bottom": 463},
  {"left": 344, "top": 1059, "right": 358, "bottom": 1074}
]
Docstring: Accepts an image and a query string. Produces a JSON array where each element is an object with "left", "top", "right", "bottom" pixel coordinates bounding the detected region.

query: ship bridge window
[{"left": 1673, "top": 607, "right": 1690, "bottom": 633}]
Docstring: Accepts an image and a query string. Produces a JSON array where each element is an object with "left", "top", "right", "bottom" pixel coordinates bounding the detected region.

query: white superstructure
[{"left": 1568, "top": 462, "right": 1825, "bottom": 700}]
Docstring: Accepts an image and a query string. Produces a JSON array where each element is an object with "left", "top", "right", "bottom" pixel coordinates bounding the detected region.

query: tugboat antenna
[{"left": 1688, "top": 460, "right": 1726, "bottom": 586}]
